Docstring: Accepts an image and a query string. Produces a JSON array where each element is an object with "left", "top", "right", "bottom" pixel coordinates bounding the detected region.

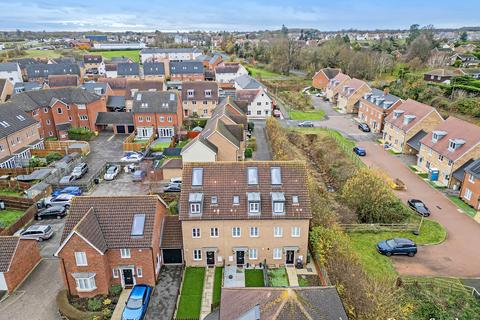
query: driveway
[
  {"left": 358, "top": 141, "right": 480, "bottom": 277},
  {"left": 87, "top": 169, "right": 150, "bottom": 196},
  {"left": 251, "top": 120, "right": 272, "bottom": 160},
  {"left": 145, "top": 265, "right": 182, "bottom": 320}
]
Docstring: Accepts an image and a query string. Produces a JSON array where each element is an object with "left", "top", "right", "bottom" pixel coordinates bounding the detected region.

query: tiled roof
[
  {"left": 99, "top": 77, "right": 127, "bottom": 90},
  {"left": 0, "top": 62, "right": 19, "bottom": 72},
  {"left": 235, "top": 89, "right": 260, "bottom": 105},
  {"left": 215, "top": 64, "right": 240, "bottom": 74},
  {"left": 26, "top": 63, "right": 80, "bottom": 79},
  {"left": 75, "top": 208, "right": 108, "bottom": 253},
  {"left": 83, "top": 55, "right": 103, "bottom": 64},
  {"left": 235, "top": 74, "right": 264, "bottom": 90},
  {"left": 60, "top": 195, "right": 163, "bottom": 250},
  {"left": 125, "top": 79, "right": 164, "bottom": 99},
  {"left": 384, "top": 99, "right": 438, "bottom": 133},
  {"left": 117, "top": 63, "right": 139, "bottom": 76},
  {"left": 328, "top": 72, "right": 351, "bottom": 90},
  {"left": 424, "top": 69, "right": 460, "bottom": 77},
  {"left": 47, "top": 75, "right": 79, "bottom": 88},
  {"left": 0, "top": 103, "right": 38, "bottom": 139},
  {"left": 80, "top": 82, "right": 109, "bottom": 95},
  {"left": 179, "top": 161, "right": 312, "bottom": 220},
  {"left": 0, "top": 236, "right": 20, "bottom": 272},
  {"left": 338, "top": 78, "right": 369, "bottom": 98},
  {"left": 169, "top": 61, "right": 204, "bottom": 75},
  {"left": 160, "top": 215, "right": 183, "bottom": 248},
  {"left": 406, "top": 130, "right": 428, "bottom": 152},
  {"left": 132, "top": 91, "right": 178, "bottom": 114},
  {"left": 143, "top": 62, "right": 165, "bottom": 76},
  {"left": 106, "top": 96, "right": 126, "bottom": 108},
  {"left": 362, "top": 88, "right": 402, "bottom": 110},
  {"left": 161, "top": 158, "right": 183, "bottom": 169},
  {"left": 95, "top": 112, "right": 133, "bottom": 125},
  {"left": 141, "top": 47, "right": 201, "bottom": 54},
  {"left": 420, "top": 116, "right": 480, "bottom": 161},
  {"left": 181, "top": 81, "right": 218, "bottom": 101}
]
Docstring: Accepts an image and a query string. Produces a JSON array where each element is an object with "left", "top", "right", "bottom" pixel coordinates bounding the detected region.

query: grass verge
[
  {"left": 268, "top": 268, "right": 289, "bottom": 287},
  {"left": 245, "top": 269, "right": 264, "bottom": 287},
  {"left": 448, "top": 195, "right": 477, "bottom": 218},
  {"left": 289, "top": 110, "right": 326, "bottom": 121},
  {"left": 176, "top": 267, "right": 205, "bottom": 319},
  {"left": 212, "top": 267, "right": 223, "bottom": 307},
  {"left": 0, "top": 209, "right": 24, "bottom": 228}
]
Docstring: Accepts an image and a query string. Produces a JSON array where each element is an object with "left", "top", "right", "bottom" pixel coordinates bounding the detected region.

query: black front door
[
  {"left": 123, "top": 269, "right": 134, "bottom": 287},
  {"left": 236, "top": 250, "right": 245, "bottom": 266},
  {"left": 206, "top": 251, "right": 215, "bottom": 266},
  {"left": 286, "top": 250, "right": 295, "bottom": 264}
]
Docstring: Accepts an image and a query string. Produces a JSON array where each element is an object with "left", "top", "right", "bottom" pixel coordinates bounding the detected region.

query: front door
[
  {"left": 236, "top": 250, "right": 245, "bottom": 266},
  {"left": 206, "top": 251, "right": 215, "bottom": 266},
  {"left": 286, "top": 250, "right": 295, "bottom": 265},
  {"left": 122, "top": 269, "right": 134, "bottom": 287}
]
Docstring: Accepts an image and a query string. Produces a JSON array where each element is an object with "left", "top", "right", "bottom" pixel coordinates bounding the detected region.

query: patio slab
[{"left": 223, "top": 266, "right": 245, "bottom": 288}]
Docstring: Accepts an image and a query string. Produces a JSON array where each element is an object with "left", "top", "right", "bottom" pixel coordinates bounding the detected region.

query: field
[
  {"left": 20, "top": 49, "right": 67, "bottom": 59},
  {"left": 90, "top": 50, "right": 140, "bottom": 62},
  {"left": 289, "top": 110, "right": 326, "bottom": 120}
]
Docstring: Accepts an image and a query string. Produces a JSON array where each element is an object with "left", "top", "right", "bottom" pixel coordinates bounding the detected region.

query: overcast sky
[{"left": 0, "top": 0, "right": 478, "bottom": 32}]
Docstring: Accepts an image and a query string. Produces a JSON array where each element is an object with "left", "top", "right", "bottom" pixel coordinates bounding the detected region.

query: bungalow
[
  {"left": 358, "top": 89, "right": 403, "bottom": 133},
  {"left": 336, "top": 78, "right": 371, "bottom": 114},
  {"left": 417, "top": 117, "right": 480, "bottom": 188},
  {"left": 383, "top": 99, "right": 443, "bottom": 154},
  {"left": 325, "top": 72, "right": 351, "bottom": 103},
  {"left": 181, "top": 81, "right": 219, "bottom": 118},
  {"left": 235, "top": 88, "right": 273, "bottom": 119},
  {"left": 311, "top": 68, "right": 341, "bottom": 91},
  {"left": 460, "top": 68, "right": 480, "bottom": 79}
]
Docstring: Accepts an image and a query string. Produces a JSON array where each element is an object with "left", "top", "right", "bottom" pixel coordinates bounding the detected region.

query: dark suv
[{"left": 377, "top": 238, "right": 417, "bottom": 257}]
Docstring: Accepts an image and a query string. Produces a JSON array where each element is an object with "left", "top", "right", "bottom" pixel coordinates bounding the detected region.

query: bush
[
  {"left": 109, "top": 285, "right": 122, "bottom": 297},
  {"left": 46, "top": 152, "right": 63, "bottom": 163},
  {"left": 248, "top": 121, "right": 255, "bottom": 132},
  {"left": 28, "top": 157, "right": 46, "bottom": 168},
  {"left": 56, "top": 290, "right": 101, "bottom": 320},
  {"left": 168, "top": 200, "right": 178, "bottom": 215},
  {"left": 87, "top": 298, "right": 102, "bottom": 312},
  {"left": 102, "top": 308, "right": 112, "bottom": 318},
  {"left": 244, "top": 148, "right": 253, "bottom": 158},
  {"left": 68, "top": 127, "right": 95, "bottom": 141}
]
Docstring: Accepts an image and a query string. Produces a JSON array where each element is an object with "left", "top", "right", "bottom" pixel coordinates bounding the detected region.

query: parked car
[
  {"left": 121, "top": 152, "right": 144, "bottom": 163},
  {"left": 170, "top": 177, "right": 182, "bottom": 184},
  {"left": 164, "top": 183, "right": 181, "bottom": 192},
  {"left": 358, "top": 123, "right": 371, "bottom": 132},
  {"left": 42, "top": 194, "right": 75, "bottom": 209},
  {"left": 273, "top": 109, "right": 282, "bottom": 118},
  {"left": 132, "top": 170, "right": 146, "bottom": 182},
  {"left": 298, "top": 121, "right": 314, "bottom": 127},
  {"left": 353, "top": 146, "right": 366, "bottom": 156},
  {"left": 71, "top": 163, "right": 88, "bottom": 179},
  {"left": 35, "top": 206, "right": 67, "bottom": 220},
  {"left": 104, "top": 165, "right": 120, "bottom": 181},
  {"left": 407, "top": 199, "right": 431, "bottom": 217},
  {"left": 59, "top": 175, "right": 76, "bottom": 184},
  {"left": 15, "top": 225, "right": 54, "bottom": 241},
  {"left": 51, "top": 186, "right": 83, "bottom": 197},
  {"left": 377, "top": 238, "right": 417, "bottom": 257},
  {"left": 121, "top": 284, "right": 152, "bottom": 320}
]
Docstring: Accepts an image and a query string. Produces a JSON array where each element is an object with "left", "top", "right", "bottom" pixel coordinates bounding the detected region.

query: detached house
[
  {"left": 235, "top": 88, "right": 273, "bottom": 119},
  {"left": 169, "top": 61, "right": 204, "bottom": 81},
  {"left": 311, "top": 68, "right": 341, "bottom": 91},
  {"left": 181, "top": 81, "right": 219, "bottom": 118},
  {"left": 132, "top": 91, "right": 183, "bottom": 139},
  {"left": 234, "top": 74, "right": 266, "bottom": 91},
  {"left": 179, "top": 161, "right": 312, "bottom": 267},
  {"left": 336, "top": 78, "right": 371, "bottom": 114},
  {"left": 358, "top": 89, "right": 403, "bottom": 133},
  {"left": 55, "top": 196, "right": 169, "bottom": 297},
  {"left": 215, "top": 63, "right": 248, "bottom": 85},
  {"left": 417, "top": 117, "right": 480, "bottom": 188},
  {"left": 325, "top": 72, "right": 351, "bottom": 103},
  {"left": 383, "top": 99, "right": 443, "bottom": 154}
]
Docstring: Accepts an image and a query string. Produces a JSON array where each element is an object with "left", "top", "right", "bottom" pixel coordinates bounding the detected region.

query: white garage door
[{"left": 0, "top": 273, "right": 7, "bottom": 290}]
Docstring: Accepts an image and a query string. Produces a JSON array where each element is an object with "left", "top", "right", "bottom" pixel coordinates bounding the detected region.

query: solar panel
[{"left": 131, "top": 214, "right": 146, "bottom": 236}]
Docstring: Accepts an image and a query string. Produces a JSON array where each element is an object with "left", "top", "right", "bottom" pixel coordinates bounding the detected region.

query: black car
[
  {"left": 407, "top": 199, "right": 431, "bottom": 217},
  {"left": 35, "top": 206, "right": 67, "bottom": 220},
  {"left": 358, "top": 123, "right": 371, "bottom": 132}
]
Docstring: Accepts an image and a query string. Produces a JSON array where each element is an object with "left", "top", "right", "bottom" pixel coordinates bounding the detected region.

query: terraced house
[
  {"left": 311, "top": 67, "right": 341, "bottom": 91},
  {"left": 169, "top": 61, "right": 204, "bottom": 81},
  {"left": 179, "top": 161, "right": 312, "bottom": 267},
  {"left": 26, "top": 63, "right": 81, "bottom": 83},
  {"left": 181, "top": 81, "right": 219, "bottom": 118},
  {"left": 358, "top": 89, "right": 403, "bottom": 133}
]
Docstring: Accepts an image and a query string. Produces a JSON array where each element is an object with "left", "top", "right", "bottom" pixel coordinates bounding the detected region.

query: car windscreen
[
  {"left": 126, "top": 297, "right": 143, "bottom": 309},
  {"left": 386, "top": 239, "right": 396, "bottom": 248},
  {"left": 107, "top": 167, "right": 116, "bottom": 173},
  {"left": 44, "top": 226, "right": 52, "bottom": 233}
]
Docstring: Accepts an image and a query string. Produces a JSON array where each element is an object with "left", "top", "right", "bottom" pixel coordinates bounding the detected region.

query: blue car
[
  {"left": 121, "top": 284, "right": 153, "bottom": 320},
  {"left": 51, "top": 186, "right": 83, "bottom": 197},
  {"left": 377, "top": 238, "right": 417, "bottom": 257},
  {"left": 353, "top": 146, "right": 366, "bottom": 156}
]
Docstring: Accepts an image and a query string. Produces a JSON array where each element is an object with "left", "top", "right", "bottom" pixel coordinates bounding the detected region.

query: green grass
[
  {"left": 289, "top": 110, "right": 325, "bottom": 121},
  {"left": 245, "top": 269, "right": 265, "bottom": 287},
  {"left": 21, "top": 49, "right": 64, "bottom": 59},
  {"left": 212, "top": 267, "right": 223, "bottom": 307},
  {"left": 268, "top": 268, "right": 289, "bottom": 287},
  {"left": 448, "top": 196, "right": 477, "bottom": 218},
  {"left": 175, "top": 139, "right": 190, "bottom": 149},
  {"left": 0, "top": 188, "right": 23, "bottom": 197},
  {"left": 349, "top": 218, "right": 447, "bottom": 280},
  {"left": 298, "top": 276, "right": 309, "bottom": 287},
  {"left": 408, "top": 165, "right": 418, "bottom": 172},
  {"left": 176, "top": 267, "right": 205, "bottom": 319},
  {"left": 0, "top": 209, "right": 24, "bottom": 228},
  {"left": 90, "top": 50, "right": 140, "bottom": 62},
  {"left": 387, "top": 149, "right": 401, "bottom": 155},
  {"left": 246, "top": 65, "right": 284, "bottom": 79}
]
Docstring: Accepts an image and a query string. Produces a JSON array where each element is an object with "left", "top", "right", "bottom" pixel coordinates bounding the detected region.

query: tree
[
  {"left": 460, "top": 31, "right": 468, "bottom": 42},
  {"left": 406, "top": 34, "right": 433, "bottom": 63},
  {"left": 406, "top": 24, "right": 420, "bottom": 45}
]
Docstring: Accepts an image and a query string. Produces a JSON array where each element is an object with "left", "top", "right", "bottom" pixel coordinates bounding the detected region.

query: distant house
[
  {"left": 235, "top": 88, "right": 273, "bottom": 119},
  {"left": 423, "top": 69, "right": 462, "bottom": 83},
  {"left": 382, "top": 99, "right": 443, "bottom": 154},
  {"left": 0, "top": 237, "right": 41, "bottom": 294},
  {"left": 117, "top": 63, "right": 140, "bottom": 79},
  {"left": 358, "top": 89, "right": 403, "bottom": 133},
  {"left": 26, "top": 63, "right": 81, "bottom": 82},
  {"left": 83, "top": 55, "right": 105, "bottom": 76},
  {"left": 13, "top": 81, "right": 44, "bottom": 95},
  {"left": 417, "top": 117, "right": 480, "bottom": 188},
  {"left": 450, "top": 54, "right": 479, "bottom": 68},
  {"left": 47, "top": 75, "right": 79, "bottom": 88},
  {"left": 196, "top": 54, "right": 222, "bottom": 70},
  {"left": 104, "top": 64, "right": 117, "bottom": 78},
  {"left": 0, "top": 62, "right": 23, "bottom": 83},
  {"left": 460, "top": 68, "right": 480, "bottom": 79},
  {"left": 132, "top": 91, "right": 183, "bottom": 139},
  {"left": 169, "top": 61, "right": 204, "bottom": 81},
  {"left": 336, "top": 78, "right": 371, "bottom": 114},
  {"left": 80, "top": 82, "right": 113, "bottom": 97},
  {"left": 215, "top": 63, "right": 248, "bottom": 84},
  {"left": 181, "top": 81, "right": 219, "bottom": 118},
  {"left": 234, "top": 74, "right": 266, "bottom": 91},
  {"left": 459, "top": 159, "right": 480, "bottom": 209},
  {"left": 454, "top": 44, "right": 476, "bottom": 54},
  {"left": 325, "top": 72, "right": 351, "bottom": 103},
  {"left": 140, "top": 47, "right": 202, "bottom": 63},
  {"left": 0, "top": 79, "right": 14, "bottom": 102},
  {"left": 143, "top": 62, "right": 165, "bottom": 80},
  {"left": 311, "top": 68, "right": 341, "bottom": 91}
]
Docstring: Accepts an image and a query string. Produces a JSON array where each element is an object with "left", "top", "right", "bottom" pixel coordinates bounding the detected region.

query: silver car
[
  {"left": 15, "top": 225, "right": 54, "bottom": 241},
  {"left": 104, "top": 165, "right": 120, "bottom": 181}
]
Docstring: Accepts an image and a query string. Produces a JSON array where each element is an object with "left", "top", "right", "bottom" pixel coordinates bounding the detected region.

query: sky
[{"left": 0, "top": 0, "right": 479, "bottom": 32}]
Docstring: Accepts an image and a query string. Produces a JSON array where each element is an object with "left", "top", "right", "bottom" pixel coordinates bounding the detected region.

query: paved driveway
[
  {"left": 145, "top": 265, "right": 182, "bottom": 320},
  {"left": 358, "top": 141, "right": 480, "bottom": 277},
  {"left": 87, "top": 169, "right": 150, "bottom": 196},
  {"left": 251, "top": 120, "right": 272, "bottom": 160}
]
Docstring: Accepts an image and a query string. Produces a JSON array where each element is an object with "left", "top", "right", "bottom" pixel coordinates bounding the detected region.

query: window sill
[{"left": 76, "top": 287, "right": 97, "bottom": 292}]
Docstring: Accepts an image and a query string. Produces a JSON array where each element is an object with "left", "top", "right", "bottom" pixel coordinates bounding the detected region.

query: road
[
  {"left": 251, "top": 120, "right": 272, "bottom": 160},
  {"left": 358, "top": 141, "right": 480, "bottom": 277}
]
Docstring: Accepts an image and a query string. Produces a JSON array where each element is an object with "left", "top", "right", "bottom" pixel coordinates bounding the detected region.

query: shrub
[
  {"left": 56, "top": 290, "right": 101, "bottom": 320},
  {"left": 102, "top": 298, "right": 111, "bottom": 306},
  {"left": 102, "top": 308, "right": 112, "bottom": 318},
  {"left": 168, "top": 200, "right": 179, "bottom": 215},
  {"left": 28, "top": 157, "right": 46, "bottom": 168},
  {"left": 68, "top": 127, "right": 95, "bottom": 141},
  {"left": 244, "top": 148, "right": 253, "bottom": 158},
  {"left": 87, "top": 298, "right": 102, "bottom": 312},
  {"left": 248, "top": 121, "right": 255, "bottom": 132},
  {"left": 46, "top": 152, "right": 63, "bottom": 163},
  {"left": 109, "top": 285, "right": 122, "bottom": 297}
]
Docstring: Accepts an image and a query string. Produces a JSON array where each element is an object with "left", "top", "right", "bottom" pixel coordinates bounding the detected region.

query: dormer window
[
  {"left": 403, "top": 115, "right": 416, "bottom": 125},
  {"left": 205, "top": 90, "right": 212, "bottom": 97},
  {"left": 271, "top": 192, "right": 286, "bottom": 214},
  {"left": 271, "top": 167, "right": 281, "bottom": 185},
  {"left": 448, "top": 139, "right": 465, "bottom": 152},
  {"left": 432, "top": 131, "right": 447, "bottom": 143},
  {"left": 192, "top": 168, "right": 203, "bottom": 186},
  {"left": 189, "top": 192, "right": 203, "bottom": 215},
  {"left": 393, "top": 110, "right": 404, "bottom": 119},
  {"left": 247, "top": 192, "right": 261, "bottom": 215},
  {"left": 187, "top": 89, "right": 194, "bottom": 97},
  {"left": 247, "top": 167, "right": 258, "bottom": 185}
]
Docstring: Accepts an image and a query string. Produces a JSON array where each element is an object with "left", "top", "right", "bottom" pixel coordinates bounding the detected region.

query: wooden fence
[
  {"left": 123, "top": 132, "right": 157, "bottom": 152},
  {"left": 0, "top": 204, "right": 37, "bottom": 236},
  {"left": 45, "top": 140, "right": 90, "bottom": 155},
  {"left": 339, "top": 223, "right": 419, "bottom": 232},
  {"left": 0, "top": 196, "right": 34, "bottom": 209},
  {"left": 399, "top": 277, "right": 480, "bottom": 300},
  {"left": 0, "top": 167, "right": 42, "bottom": 176},
  {"left": 30, "top": 149, "right": 66, "bottom": 157},
  {"left": 0, "top": 180, "right": 31, "bottom": 190}
]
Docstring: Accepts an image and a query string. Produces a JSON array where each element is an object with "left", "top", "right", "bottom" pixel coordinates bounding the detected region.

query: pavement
[
  {"left": 111, "top": 289, "right": 131, "bottom": 320},
  {"left": 223, "top": 266, "right": 245, "bottom": 288},
  {"left": 286, "top": 267, "right": 299, "bottom": 286},
  {"left": 251, "top": 120, "right": 272, "bottom": 161},
  {"left": 145, "top": 265, "right": 182, "bottom": 320},
  {"left": 358, "top": 141, "right": 480, "bottom": 277},
  {"left": 200, "top": 268, "right": 215, "bottom": 320},
  {"left": 86, "top": 168, "right": 150, "bottom": 196}
]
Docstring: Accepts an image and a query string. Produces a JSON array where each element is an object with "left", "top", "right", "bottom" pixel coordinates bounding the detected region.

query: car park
[
  {"left": 41, "top": 194, "right": 75, "bottom": 209},
  {"left": 353, "top": 146, "right": 366, "bottom": 156},
  {"left": 15, "top": 225, "right": 54, "bottom": 241},
  {"left": 71, "top": 162, "right": 88, "bottom": 179},
  {"left": 377, "top": 238, "right": 417, "bottom": 257},
  {"left": 35, "top": 206, "right": 67, "bottom": 220},
  {"left": 121, "top": 152, "right": 144, "bottom": 163},
  {"left": 407, "top": 199, "right": 431, "bottom": 217},
  {"left": 51, "top": 186, "right": 83, "bottom": 197},
  {"left": 164, "top": 183, "right": 181, "bottom": 192},
  {"left": 59, "top": 175, "right": 76, "bottom": 184},
  {"left": 298, "top": 121, "right": 314, "bottom": 127},
  {"left": 358, "top": 123, "right": 371, "bottom": 132},
  {"left": 121, "top": 284, "right": 152, "bottom": 320},
  {"left": 104, "top": 165, "right": 120, "bottom": 181}
]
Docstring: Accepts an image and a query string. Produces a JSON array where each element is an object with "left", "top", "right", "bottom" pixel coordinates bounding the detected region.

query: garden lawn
[
  {"left": 91, "top": 50, "right": 140, "bottom": 62},
  {"left": 349, "top": 218, "right": 446, "bottom": 280},
  {"left": 176, "top": 139, "right": 190, "bottom": 148},
  {"left": 0, "top": 209, "right": 24, "bottom": 228},
  {"left": 0, "top": 188, "right": 23, "bottom": 197},
  {"left": 245, "top": 269, "right": 264, "bottom": 287},
  {"left": 212, "top": 267, "right": 223, "bottom": 307},
  {"left": 150, "top": 141, "right": 171, "bottom": 151},
  {"left": 176, "top": 267, "right": 205, "bottom": 319},
  {"left": 246, "top": 65, "right": 284, "bottom": 79},
  {"left": 289, "top": 110, "right": 325, "bottom": 121},
  {"left": 268, "top": 268, "right": 289, "bottom": 287},
  {"left": 448, "top": 196, "right": 477, "bottom": 218}
]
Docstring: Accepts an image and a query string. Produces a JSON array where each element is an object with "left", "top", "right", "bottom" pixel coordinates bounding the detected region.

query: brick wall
[{"left": 4, "top": 239, "right": 40, "bottom": 293}]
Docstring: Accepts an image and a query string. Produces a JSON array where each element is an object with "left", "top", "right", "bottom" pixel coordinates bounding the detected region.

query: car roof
[
  {"left": 355, "top": 146, "right": 365, "bottom": 150},
  {"left": 130, "top": 285, "right": 148, "bottom": 297},
  {"left": 55, "top": 194, "right": 74, "bottom": 200},
  {"left": 26, "top": 225, "right": 50, "bottom": 231},
  {"left": 62, "top": 186, "right": 80, "bottom": 191},
  {"left": 393, "top": 238, "right": 414, "bottom": 244}
]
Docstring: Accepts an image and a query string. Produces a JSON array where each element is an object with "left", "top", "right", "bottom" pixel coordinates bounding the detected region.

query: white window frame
[
  {"left": 120, "top": 248, "right": 131, "bottom": 258},
  {"left": 273, "top": 202, "right": 285, "bottom": 214},
  {"left": 469, "top": 174, "right": 475, "bottom": 183},
  {"left": 190, "top": 203, "right": 201, "bottom": 214},
  {"left": 464, "top": 188, "right": 473, "bottom": 200},
  {"left": 249, "top": 248, "right": 258, "bottom": 260},
  {"left": 193, "top": 249, "right": 202, "bottom": 261},
  {"left": 210, "top": 227, "right": 219, "bottom": 238},
  {"left": 75, "top": 276, "right": 96, "bottom": 292},
  {"left": 137, "top": 267, "right": 143, "bottom": 278},
  {"left": 291, "top": 227, "right": 301, "bottom": 237},
  {"left": 273, "top": 248, "right": 282, "bottom": 260},
  {"left": 274, "top": 226, "right": 283, "bottom": 237},
  {"left": 192, "top": 227, "right": 200, "bottom": 238},
  {"left": 232, "top": 227, "right": 241, "bottom": 238},
  {"left": 112, "top": 268, "right": 119, "bottom": 278},
  {"left": 249, "top": 226, "right": 259, "bottom": 237},
  {"left": 74, "top": 252, "right": 87, "bottom": 266},
  {"left": 249, "top": 202, "right": 260, "bottom": 214}
]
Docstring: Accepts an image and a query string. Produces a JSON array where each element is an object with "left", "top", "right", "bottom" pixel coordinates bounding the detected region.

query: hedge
[
  {"left": 245, "top": 148, "right": 253, "bottom": 158},
  {"left": 68, "top": 127, "right": 95, "bottom": 141},
  {"left": 56, "top": 290, "right": 102, "bottom": 320}
]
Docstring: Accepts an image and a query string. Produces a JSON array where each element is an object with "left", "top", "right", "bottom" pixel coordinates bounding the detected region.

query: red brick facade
[
  {"left": 4, "top": 239, "right": 41, "bottom": 293},
  {"left": 170, "top": 73, "right": 205, "bottom": 82},
  {"left": 460, "top": 172, "right": 480, "bottom": 209},
  {"left": 358, "top": 98, "right": 403, "bottom": 133}
]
